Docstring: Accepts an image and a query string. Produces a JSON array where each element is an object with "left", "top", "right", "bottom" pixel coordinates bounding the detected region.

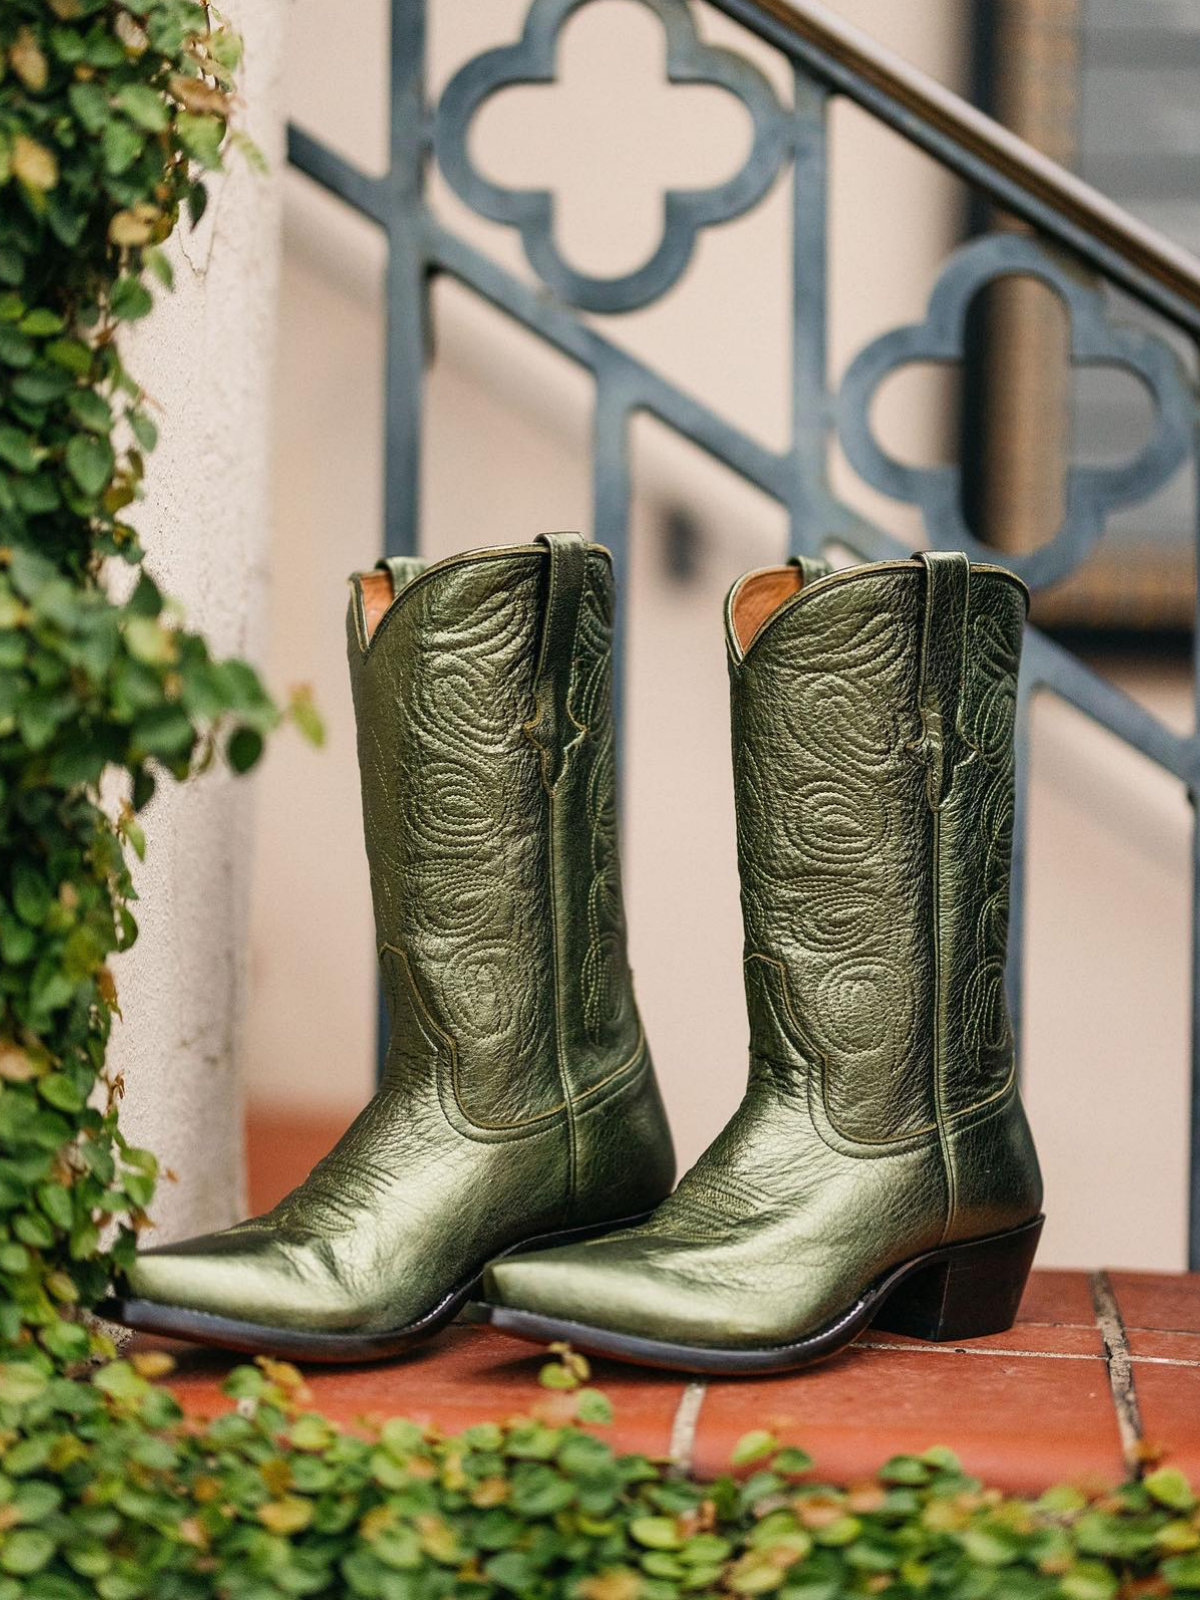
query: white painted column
[{"left": 109, "top": 0, "right": 284, "bottom": 1242}]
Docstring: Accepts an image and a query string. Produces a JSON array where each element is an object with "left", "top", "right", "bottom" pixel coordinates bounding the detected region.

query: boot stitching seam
[
  {"left": 746, "top": 954, "right": 942, "bottom": 1153},
  {"left": 381, "top": 943, "right": 644, "bottom": 1140}
]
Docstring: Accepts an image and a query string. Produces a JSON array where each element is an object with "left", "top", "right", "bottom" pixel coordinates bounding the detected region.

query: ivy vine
[{"left": 0, "top": 0, "right": 319, "bottom": 1371}]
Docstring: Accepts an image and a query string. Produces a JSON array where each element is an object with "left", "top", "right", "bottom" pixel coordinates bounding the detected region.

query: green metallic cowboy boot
[
  {"left": 483, "top": 551, "right": 1044, "bottom": 1374},
  {"left": 103, "top": 534, "right": 675, "bottom": 1361}
]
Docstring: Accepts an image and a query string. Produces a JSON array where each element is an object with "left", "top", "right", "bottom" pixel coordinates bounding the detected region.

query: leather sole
[
  {"left": 95, "top": 1211, "right": 655, "bottom": 1364},
  {"left": 481, "top": 1215, "right": 1044, "bottom": 1376}
]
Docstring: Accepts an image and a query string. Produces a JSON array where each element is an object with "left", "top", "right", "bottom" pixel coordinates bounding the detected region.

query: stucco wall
[{"left": 107, "top": 0, "right": 284, "bottom": 1245}]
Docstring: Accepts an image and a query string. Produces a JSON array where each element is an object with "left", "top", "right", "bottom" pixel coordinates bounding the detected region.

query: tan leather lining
[
  {"left": 731, "top": 567, "right": 804, "bottom": 653},
  {"left": 360, "top": 570, "right": 394, "bottom": 641}
]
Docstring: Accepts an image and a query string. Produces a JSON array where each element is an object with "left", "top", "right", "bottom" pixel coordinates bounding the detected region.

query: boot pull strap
[
  {"left": 915, "top": 550, "right": 974, "bottom": 810},
  {"left": 375, "top": 555, "right": 426, "bottom": 595},
  {"left": 525, "top": 532, "right": 588, "bottom": 791},
  {"left": 787, "top": 553, "right": 832, "bottom": 586}
]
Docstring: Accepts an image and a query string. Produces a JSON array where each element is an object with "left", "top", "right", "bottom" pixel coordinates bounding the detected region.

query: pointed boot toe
[
  {"left": 484, "top": 1252, "right": 581, "bottom": 1318},
  {"left": 486, "top": 1226, "right": 784, "bottom": 1360},
  {"left": 122, "top": 1235, "right": 234, "bottom": 1311},
  {"left": 484, "top": 1237, "right": 695, "bottom": 1355},
  {"left": 484, "top": 1239, "right": 653, "bottom": 1331},
  {"left": 119, "top": 1226, "right": 319, "bottom": 1329}
]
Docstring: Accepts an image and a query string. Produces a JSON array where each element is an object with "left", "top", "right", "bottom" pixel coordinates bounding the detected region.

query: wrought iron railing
[{"left": 288, "top": 0, "right": 1200, "bottom": 1264}]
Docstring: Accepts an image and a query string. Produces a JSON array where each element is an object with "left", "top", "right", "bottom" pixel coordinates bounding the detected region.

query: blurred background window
[{"left": 963, "top": 0, "right": 1199, "bottom": 638}]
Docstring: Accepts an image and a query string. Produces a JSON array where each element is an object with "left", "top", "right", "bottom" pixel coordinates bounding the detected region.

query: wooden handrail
[{"left": 714, "top": 0, "right": 1200, "bottom": 334}]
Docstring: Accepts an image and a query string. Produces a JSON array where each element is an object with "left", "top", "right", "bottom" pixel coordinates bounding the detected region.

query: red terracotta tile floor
[{"left": 152, "top": 1109, "right": 1200, "bottom": 1495}]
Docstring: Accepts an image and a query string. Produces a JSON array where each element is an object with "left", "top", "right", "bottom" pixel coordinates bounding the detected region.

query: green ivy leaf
[
  {"left": 1146, "top": 1467, "right": 1197, "bottom": 1512},
  {"left": 36, "top": 1181, "right": 74, "bottom": 1229},
  {"left": 37, "top": 1075, "right": 84, "bottom": 1113},
  {"left": 92, "top": 1361, "right": 147, "bottom": 1401},
  {"left": 484, "top": 1551, "right": 540, "bottom": 1592},
  {"left": 45, "top": 336, "right": 92, "bottom": 375},
  {"left": 731, "top": 1431, "right": 778, "bottom": 1469},
  {"left": 1163, "top": 1553, "right": 1200, "bottom": 1589},
  {"left": 115, "top": 83, "right": 170, "bottom": 133},
  {"left": 109, "top": 276, "right": 154, "bottom": 321},
  {"left": 67, "top": 388, "right": 113, "bottom": 434},
  {"left": 630, "top": 1516, "right": 683, "bottom": 1551},
  {"left": 0, "top": 918, "right": 35, "bottom": 964},
  {"left": 145, "top": 247, "right": 175, "bottom": 290},
  {"left": 67, "top": 80, "right": 110, "bottom": 134},
  {"left": 1060, "top": 1562, "right": 1120, "bottom": 1600},
  {"left": 176, "top": 111, "right": 226, "bottom": 169},
  {"left": 12, "top": 1213, "right": 55, "bottom": 1250},
  {"left": 0, "top": 427, "right": 39, "bottom": 474},
  {"left": 102, "top": 118, "right": 145, "bottom": 176},
  {"left": 12, "top": 366, "right": 73, "bottom": 405},
  {"left": 879, "top": 1454, "right": 932, "bottom": 1486},
  {"left": 0, "top": 1363, "right": 47, "bottom": 1405},
  {"left": 127, "top": 572, "right": 163, "bottom": 618},
  {"left": 0, "top": 1244, "right": 30, "bottom": 1275},
  {"left": 39, "top": 1317, "right": 90, "bottom": 1364},
  {"left": 0, "top": 326, "right": 35, "bottom": 368},
  {"left": 227, "top": 725, "right": 264, "bottom": 774},
  {"left": 0, "top": 1527, "right": 55, "bottom": 1575},
  {"left": 538, "top": 1361, "right": 577, "bottom": 1391},
  {"left": 187, "top": 179, "right": 209, "bottom": 228},
  {"left": 131, "top": 766, "right": 157, "bottom": 811},
  {"left": 12, "top": 1480, "right": 63, "bottom": 1523},
  {"left": 207, "top": 27, "right": 244, "bottom": 72},
  {"left": 12, "top": 864, "right": 51, "bottom": 927},
  {"left": 124, "top": 616, "right": 174, "bottom": 665},
  {"left": 19, "top": 310, "right": 65, "bottom": 337},
  {"left": 133, "top": 705, "right": 195, "bottom": 759},
  {"left": 65, "top": 432, "right": 115, "bottom": 496},
  {"left": 576, "top": 1389, "right": 613, "bottom": 1426},
  {"left": 128, "top": 409, "right": 158, "bottom": 452}
]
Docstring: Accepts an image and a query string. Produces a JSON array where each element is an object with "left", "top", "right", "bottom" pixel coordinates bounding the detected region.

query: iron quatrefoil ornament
[
  {"left": 435, "top": 0, "right": 790, "bottom": 315},
  {"left": 837, "top": 232, "right": 1193, "bottom": 592}
]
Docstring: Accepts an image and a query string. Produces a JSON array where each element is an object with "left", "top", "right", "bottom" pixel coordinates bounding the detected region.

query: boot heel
[{"left": 872, "top": 1216, "right": 1044, "bottom": 1343}]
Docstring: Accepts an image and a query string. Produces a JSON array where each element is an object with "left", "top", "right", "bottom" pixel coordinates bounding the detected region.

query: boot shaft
[
  {"left": 726, "top": 554, "right": 1028, "bottom": 1145},
  {"left": 346, "top": 538, "right": 643, "bottom": 1134}
]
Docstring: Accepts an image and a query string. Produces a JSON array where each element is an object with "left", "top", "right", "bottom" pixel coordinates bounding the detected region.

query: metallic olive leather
[
  {"left": 485, "top": 555, "right": 1043, "bottom": 1350},
  {"left": 121, "top": 538, "right": 674, "bottom": 1335}
]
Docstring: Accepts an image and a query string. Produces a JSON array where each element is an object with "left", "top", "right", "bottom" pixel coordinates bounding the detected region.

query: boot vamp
[
  {"left": 487, "top": 1084, "right": 946, "bottom": 1349},
  {"left": 126, "top": 1084, "right": 565, "bottom": 1333}
]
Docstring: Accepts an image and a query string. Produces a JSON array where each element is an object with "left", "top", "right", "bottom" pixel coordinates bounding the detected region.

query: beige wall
[{"left": 247, "top": 1, "right": 1194, "bottom": 1272}]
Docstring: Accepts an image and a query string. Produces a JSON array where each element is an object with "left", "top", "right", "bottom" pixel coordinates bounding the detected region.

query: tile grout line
[
  {"left": 667, "top": 1382, "right": 707, "bottom": 1477},
  {"left": 857, "top": 1337, "right": 1200, "bottom": 1369},
  {"left": 1090, "top": 1269, "right": 1145, "bottom": 1476},
  {"left": 857, "top": 1339, "right": 1096, "bottom": 1362}
]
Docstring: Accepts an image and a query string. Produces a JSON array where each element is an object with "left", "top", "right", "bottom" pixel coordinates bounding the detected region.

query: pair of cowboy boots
[{"left": 105, "top": 535, "right": 1043, "bottom": 1374}]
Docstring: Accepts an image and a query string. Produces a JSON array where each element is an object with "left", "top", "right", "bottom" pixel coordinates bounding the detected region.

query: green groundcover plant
[
  {"left": 0, "top": 1347, "right": 1199, "bottom": 1600},
  {"left": 3, "top": 4, "right": 1200, "bottom": 1598}
]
